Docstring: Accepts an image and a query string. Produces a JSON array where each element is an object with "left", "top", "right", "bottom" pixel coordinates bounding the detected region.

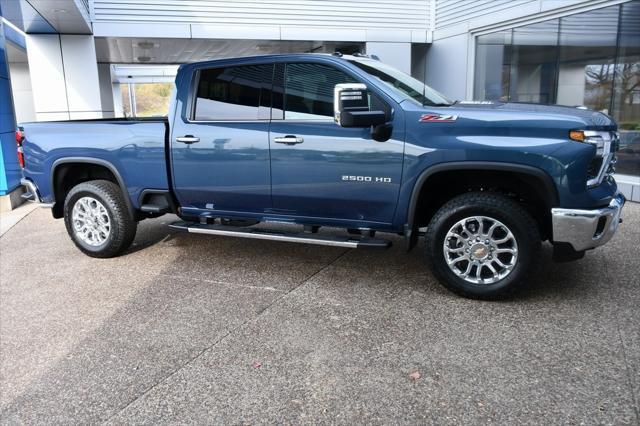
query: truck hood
[{"left": 450, "top": 101, "right": 616, "bottom": 129}]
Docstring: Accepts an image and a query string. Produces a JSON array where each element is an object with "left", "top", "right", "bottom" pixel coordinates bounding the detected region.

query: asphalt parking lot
[{"left": 1, "top": 204, "right": 639, "bottom": 424}]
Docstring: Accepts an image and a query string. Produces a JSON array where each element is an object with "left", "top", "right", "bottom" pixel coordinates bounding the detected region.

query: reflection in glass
[
  {"left": 557, "top": 6, "right": 619, "bottom": 112},
  {"left": 195, "top": 65, "right": 271, "bottom": 121},
  {"left": 284, "top": 63, "right": 356, "bottom": 120},
  {"left": 613, "top": 1, "right": 640, "bottom": 176},
  {"left": 510, "top": 20, "right": 559, "bottom": 103}
]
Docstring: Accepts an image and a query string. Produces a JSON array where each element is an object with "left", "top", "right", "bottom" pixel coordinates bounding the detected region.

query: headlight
[
  {"left": 569, "top": 130, "right": 617, "bottom": 187},
  {"left": 569, "top": 130, "right": 612, "bottom": 154}
]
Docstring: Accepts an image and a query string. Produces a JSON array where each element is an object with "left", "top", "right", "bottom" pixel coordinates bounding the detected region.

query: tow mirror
[{"left": 334, "top": 83, "right": 386, "bottom": 128}]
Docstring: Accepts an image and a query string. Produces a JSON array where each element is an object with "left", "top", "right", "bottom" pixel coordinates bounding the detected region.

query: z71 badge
[{"left": 419, "top": 114, "right": 458, "bottom": 123}]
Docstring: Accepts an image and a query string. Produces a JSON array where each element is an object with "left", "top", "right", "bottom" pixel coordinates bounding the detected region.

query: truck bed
[{"left": 20, "top": 117, "right": 170, "bottom": 208}]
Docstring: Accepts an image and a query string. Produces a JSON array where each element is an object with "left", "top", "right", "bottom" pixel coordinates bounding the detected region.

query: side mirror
[{"left": 334, "top": 83, "right": 386, "bottom": 128}]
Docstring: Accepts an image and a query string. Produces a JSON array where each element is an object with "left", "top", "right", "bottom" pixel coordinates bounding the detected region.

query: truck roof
[{"left": 179, "top": 52, "right": 375, "bottom": 69}]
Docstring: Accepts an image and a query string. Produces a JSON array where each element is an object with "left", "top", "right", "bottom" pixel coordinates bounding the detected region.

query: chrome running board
[{"left": 169, "top": 221, "right": 391, "bottom": 249}]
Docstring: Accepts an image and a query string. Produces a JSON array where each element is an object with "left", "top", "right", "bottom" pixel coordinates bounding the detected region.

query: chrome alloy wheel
[
  {"left": 72, "top": 196, "right": 111, "bottom": 246},
  {"left": 443, "top": 216, "right": 518, "bottom": 284}
]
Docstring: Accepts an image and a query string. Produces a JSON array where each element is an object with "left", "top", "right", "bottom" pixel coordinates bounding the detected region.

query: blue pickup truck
[{"left": 16, "top": 53, "right": 625, "bottom": 299}]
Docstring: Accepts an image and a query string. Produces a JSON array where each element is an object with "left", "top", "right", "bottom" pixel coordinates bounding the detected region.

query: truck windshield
[{"left": 347, "top": 58, "right": 452, "bottom": 107}]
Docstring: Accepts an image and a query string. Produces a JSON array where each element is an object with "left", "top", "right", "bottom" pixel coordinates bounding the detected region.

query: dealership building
[{"left": 1, "top": 0, "right": 638, "bottom": 208}]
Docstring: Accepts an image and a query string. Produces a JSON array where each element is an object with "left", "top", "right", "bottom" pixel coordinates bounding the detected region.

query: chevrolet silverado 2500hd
[{"left": 17, "top": 53, "right": 625, "bottom": 299}]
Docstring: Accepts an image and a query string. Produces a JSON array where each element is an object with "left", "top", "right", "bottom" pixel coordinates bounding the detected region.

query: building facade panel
[
  {"left": 435, "top": 0, "right": 534, "bottom": 29},
  {"left": 91, "top": 0, "right": 431, "bottom": 31}
]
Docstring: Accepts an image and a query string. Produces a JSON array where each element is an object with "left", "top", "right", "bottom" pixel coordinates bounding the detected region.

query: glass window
[
  {"left": 474, "top": 30, "right": 512, "bottom": 101},
  {"left": 557, "top": 7, "right": 619, "bottom": 112},
  {"left": 194, "top": 64, "right": 271, "bottom": 121},
  {"left": 283, "top": 63, "right": 357, "bottom": 120},
  {"left": 119, "top": 82, "right": 174, "bottom": 118},
  {"left": 612, "top": 1, "right": 640, "bottom": 176},
  {"left": 510, "top": 19, "right": 559, "bottom": 104},
  {"left": 474, "top": 20, "right": 561, "bottom": 104}
]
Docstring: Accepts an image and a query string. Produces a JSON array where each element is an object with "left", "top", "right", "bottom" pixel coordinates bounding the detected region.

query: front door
[
  {"left": 269, "top": 62, "right": 404, "bottom": 225},
  {"left": 171, "top": 63, "right": 273, "bottom": 217}
]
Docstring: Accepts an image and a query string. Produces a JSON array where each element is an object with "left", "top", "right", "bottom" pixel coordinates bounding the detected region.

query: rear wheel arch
[
  {"left": 50, "top": 158, "right": 134, "bottom": 219},
  {"left": 406, "top": 162, "right": 558, "bottom": 249}
]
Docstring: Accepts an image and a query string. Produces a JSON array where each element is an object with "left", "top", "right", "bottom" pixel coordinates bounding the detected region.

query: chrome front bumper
[{"left": 551, "top": 192, "right": 626, "bottom": 252}]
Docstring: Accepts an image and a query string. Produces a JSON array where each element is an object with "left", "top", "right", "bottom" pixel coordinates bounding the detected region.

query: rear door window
[{"left": 193, "top": 64, "right": 272, "bottom": 121}]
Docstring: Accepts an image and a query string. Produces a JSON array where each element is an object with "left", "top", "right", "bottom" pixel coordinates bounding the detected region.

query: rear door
[
  {"left": 171, "top": 63, "right": 273, "bottom": 217},
  {"left": 268, "top": 61, "right": 404, "bottom": 225}
]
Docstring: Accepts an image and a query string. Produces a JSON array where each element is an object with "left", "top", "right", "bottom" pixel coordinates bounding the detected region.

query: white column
[
  {"left": 8, "top": 60, "right": 36, "bottom": 123},
  {"left": 365, "top": 42, "right": 412, "bottom": 75},
  {"left": 98, "top": 64, "right": 116, "bottom": 118},
  {"left": 26, "top": 35, "right": 103, "bottom": 121}
]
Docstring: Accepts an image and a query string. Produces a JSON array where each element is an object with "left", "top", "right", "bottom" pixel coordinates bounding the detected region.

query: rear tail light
[{"left": 15, "top": 128, "right": 25, "bottom": 168}]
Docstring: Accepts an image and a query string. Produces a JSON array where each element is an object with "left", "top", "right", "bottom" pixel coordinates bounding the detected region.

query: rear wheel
[
  {"left": 63, "top": 180, "right": 137, "bottom": 258},
  {"left": 425, "top": 192, "right": 540, "bottom": 300}
]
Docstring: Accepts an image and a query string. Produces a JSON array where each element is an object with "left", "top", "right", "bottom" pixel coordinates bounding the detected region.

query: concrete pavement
[{"left": 1, "top": 204, "right": 638, "bottom": 424}]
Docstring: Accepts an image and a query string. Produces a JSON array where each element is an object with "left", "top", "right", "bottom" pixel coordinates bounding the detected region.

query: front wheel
[
  {"left": 63, "top": 180, "right": 137, "bottom": 258},
  {"left": 425, "top": 192, "right": 541, "bottom": 300}
]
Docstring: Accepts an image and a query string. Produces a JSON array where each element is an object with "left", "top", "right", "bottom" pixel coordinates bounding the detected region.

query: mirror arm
[{"left": 371, "top": 122, "right": 393, "bottom": 142}]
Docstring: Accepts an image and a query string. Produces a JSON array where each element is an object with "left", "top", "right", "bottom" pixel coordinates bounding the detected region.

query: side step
[
  {"left": 168, "top": 221, "right": 391, "bottom": 249},
  {"left": 21, "top": 191, "right": 35, "bottom": 201},
  {"left": 140, "top": 203, "right": 171, "bottom": 214}
]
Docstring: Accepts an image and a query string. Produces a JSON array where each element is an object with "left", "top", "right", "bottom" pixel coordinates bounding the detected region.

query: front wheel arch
[{"left": 405, "top": 162, "right": 558, "bottom": 250}]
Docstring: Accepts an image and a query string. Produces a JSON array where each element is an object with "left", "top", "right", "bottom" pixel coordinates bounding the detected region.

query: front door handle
[
  {"left": 274, "top": 135, "right": 304, "bottom": 145},
  {"left": 176, "top": 135, "right": 200, "bottom": 144}
]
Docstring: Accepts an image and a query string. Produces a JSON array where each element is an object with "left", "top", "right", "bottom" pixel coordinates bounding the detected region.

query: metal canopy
[
  {"left": 0, "top": 0, "right": 90, "bottom": 34},
  {"left": 94, "top": 37, "right": 363, "bottom": 64}
]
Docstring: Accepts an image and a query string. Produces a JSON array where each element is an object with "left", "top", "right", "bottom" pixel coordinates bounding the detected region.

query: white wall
[
  {"left": 26, "top": 35, "right": 102, "bottom": 121},
  {"left": 7, "top": 49, "right": 36, "bottom": 124},
  {"left": 424, "top": 33, "right": 468, "bottom": 100},
  {"left": 366, "top": 42, "right": 412, "bottom": 75}
]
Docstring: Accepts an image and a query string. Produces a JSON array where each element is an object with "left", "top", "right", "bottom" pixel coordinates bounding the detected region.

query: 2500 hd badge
[{"left": 342, "top": 175, "right": 393, "bottom": 183}]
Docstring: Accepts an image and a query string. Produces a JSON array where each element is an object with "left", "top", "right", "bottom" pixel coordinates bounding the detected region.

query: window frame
[{"left": 186, "top": 63, "right": 275, "bottom": 123}]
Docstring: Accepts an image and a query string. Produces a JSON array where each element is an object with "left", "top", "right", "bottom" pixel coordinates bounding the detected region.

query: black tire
[
  {"left": 425, "top": 192, "right": 540, "bottom": 300},
  {"left": 63, "top": 180, "right": 137, "bottom": 258}
]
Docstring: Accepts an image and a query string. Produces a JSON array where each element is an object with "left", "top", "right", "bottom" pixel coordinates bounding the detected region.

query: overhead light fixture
[
  {"left": 51, "top": 8, "right": 67, "bottom": 13},
  {"left": 137, "top": 41, "right": 156, "bottom": 49},
  {"left": 137, "top": 56, "right": 154, "bottom": 62}
]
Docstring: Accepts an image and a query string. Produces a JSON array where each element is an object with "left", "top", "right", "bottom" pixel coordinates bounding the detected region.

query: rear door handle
[
  {"left": 176, "top": 135, "right": 200, "bottom": 144},
  {"left": 274, "top": 135, "right": 304, "bottom": 145}
]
